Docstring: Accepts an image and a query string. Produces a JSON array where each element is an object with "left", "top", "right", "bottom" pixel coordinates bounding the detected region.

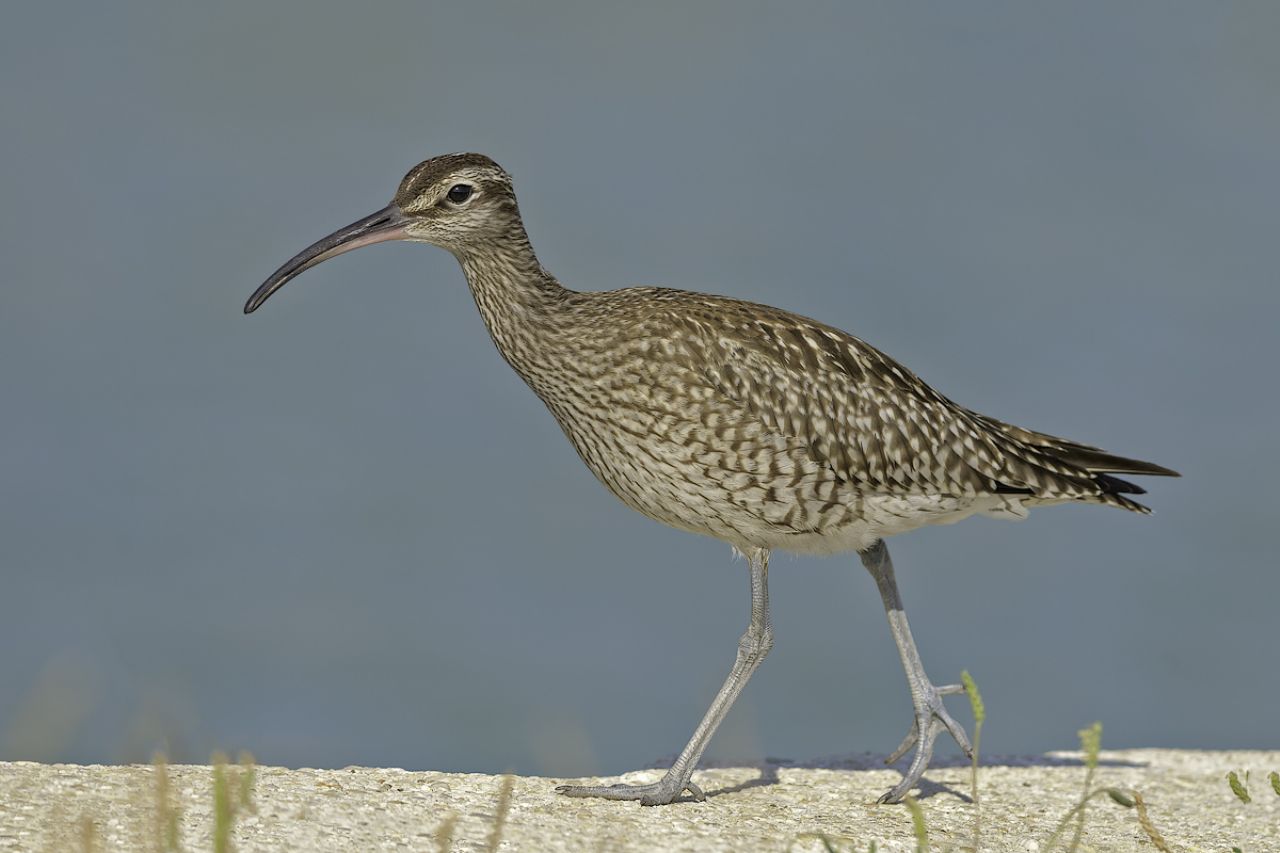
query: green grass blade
[
  {"left": 961, "top": 670, "right": 984, "bottom": 852},
  {"left": 1228, "top": 770, "right": 1251, "bottom": 804},
  {"left": 212, "top": 753, "right": 232, "bottom": 853},
  {"left": 903, "top": 794, "right": 928, "bottom": 853}
]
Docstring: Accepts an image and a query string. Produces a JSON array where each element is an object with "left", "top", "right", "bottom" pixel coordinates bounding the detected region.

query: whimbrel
[{"left": 245, "top": 153, "right": 1177, "bottom": 805}]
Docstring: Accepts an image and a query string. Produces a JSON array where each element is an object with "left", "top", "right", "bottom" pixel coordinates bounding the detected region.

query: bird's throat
[{"left": 456, "top": 237, "right": 570, "bottom": 381}]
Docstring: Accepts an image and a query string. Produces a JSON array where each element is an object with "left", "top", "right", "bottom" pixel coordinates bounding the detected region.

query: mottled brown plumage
[{"left": 246, "top": 152, "right": 1177, "bottom": 805}]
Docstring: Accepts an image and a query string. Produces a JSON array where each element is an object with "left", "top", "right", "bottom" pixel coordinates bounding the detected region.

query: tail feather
[
  {"left": 972, "top": 413, "right": 1180, "bottom": 478},
  {"left": 966, "top": 411, "right": 1178, "bottom": 514},
  {"left": 1047, "top": 445, "right": 1180, "bottom": 479},
  {"left": 1094, "top": 472, "right": 1146, "bottom": 495},
  {"left": 1094, "top": 491, "right": 1154, "bottom": 514}
]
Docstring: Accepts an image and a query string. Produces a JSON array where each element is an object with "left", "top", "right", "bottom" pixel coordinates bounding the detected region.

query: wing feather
[{"left": 664, "top": 296, "right": 1170, "bottom": 509}]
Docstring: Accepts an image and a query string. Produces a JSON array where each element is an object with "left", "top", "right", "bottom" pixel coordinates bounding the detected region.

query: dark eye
[{"left": 446, "top": 184, "right": 473, "bottom": 204}]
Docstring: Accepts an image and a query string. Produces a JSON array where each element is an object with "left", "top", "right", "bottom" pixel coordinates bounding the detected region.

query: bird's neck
[{"left": 454, "top": 225, "right": 570, "bottom": 380}]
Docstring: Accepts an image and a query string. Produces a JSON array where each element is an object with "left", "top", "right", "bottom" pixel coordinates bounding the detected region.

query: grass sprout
[
  {"left": 902, "top": 794, "right": 928, "bottom": 852},
  {"left": 1133, "top": 792, "right": 1172, "bottom": 852},
  {"left": 1227, "top": 770, "right": 1251, "bottom": 804},
  {"left": 434, "top": 812, "right": 458, "bottom": 853},
  {"left": 961, "top": 669, "right": 985, "bottom": 851},
  {"left": 78, "top": 816, "right": 100, "bottom": 853},
  {"left": 1040, "top": 722, "right": 1160, "bottom": 852},
  {"left": 483, "top": 773, "right": 514, "bottom": 853},
  {"left": 211, "top": 751, "right": 256, "bottom": 853},
  {"left": 1068, "top": 722, "right": 1102, "bottom": 850}
]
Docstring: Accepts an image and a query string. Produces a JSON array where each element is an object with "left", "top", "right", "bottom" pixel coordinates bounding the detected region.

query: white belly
[{"left": 761, "top": 493, "right": 1032, "bottom": 556}]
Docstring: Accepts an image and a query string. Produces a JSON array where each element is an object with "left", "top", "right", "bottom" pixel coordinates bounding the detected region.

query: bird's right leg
[
  {"left": 556, "top": 547, "right": 774, "bottom": 806},
  {"left": 859, "top": 539, "right": 972, "bottom": 804}
]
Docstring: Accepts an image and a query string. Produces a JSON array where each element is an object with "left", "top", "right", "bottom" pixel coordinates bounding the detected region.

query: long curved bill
[{"left": 244, "top": 204, "right": 409, "bottom": 314}]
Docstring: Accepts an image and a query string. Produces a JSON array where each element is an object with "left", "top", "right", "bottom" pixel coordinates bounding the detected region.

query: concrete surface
[{"left": 1, "top": 750, "right": 1277, "bottom": 851}]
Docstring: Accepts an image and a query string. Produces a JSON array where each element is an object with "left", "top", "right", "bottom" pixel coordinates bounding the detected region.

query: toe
[
  {"left": 555, "top": 782, "right": 641, "bottom": 801},
  {"left": 555, "top": 784, "right": 595, "bottom": 799},
  {"left": 878, "top": 781, "right": 912, "bottom": 804},
  {"left": 885, "top": 719, "right": 920, "bottom": 765},
  {"left": 555, "top": 774, "right": 700, "bottom": 805},
  {"left": 879, "top": 679, "right": 975, "bottom": 801},
  {"left": 935, "top": 705, "right": 974, "bottom": 757}
]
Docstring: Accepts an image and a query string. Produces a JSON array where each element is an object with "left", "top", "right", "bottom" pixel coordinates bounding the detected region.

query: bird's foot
[
  {"left": 878, "top": 681, "right": 973, "bottom": 804},
  {"left": 555, "top": 771, "right": 705, "bottom": 806}
]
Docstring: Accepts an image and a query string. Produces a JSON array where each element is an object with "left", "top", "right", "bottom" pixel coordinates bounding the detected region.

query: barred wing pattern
[{"left": 667, "top": 293, "right": 1168, "bottom": 513}]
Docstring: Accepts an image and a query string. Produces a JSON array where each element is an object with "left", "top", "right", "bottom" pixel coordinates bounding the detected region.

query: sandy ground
[{"left": 1, "top": 750, "right": 1277, "bottom": 852}]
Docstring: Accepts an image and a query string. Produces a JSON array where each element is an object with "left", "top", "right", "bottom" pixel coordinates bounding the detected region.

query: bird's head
[{"left": 245, "top": 152, "right": 518, "bottom": 314}]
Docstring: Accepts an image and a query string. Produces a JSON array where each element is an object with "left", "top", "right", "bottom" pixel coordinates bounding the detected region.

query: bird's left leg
[
  {"left": 556, "top": 547, "right": 773, "bottom": 806},
  {"left": 859, "top": 539, "right": 972, "bottom": 804}
]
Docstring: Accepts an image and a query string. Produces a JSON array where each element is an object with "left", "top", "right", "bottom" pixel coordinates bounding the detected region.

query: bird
[{"left": 244, "top": 152, "right": 1178, "bottom": 806}]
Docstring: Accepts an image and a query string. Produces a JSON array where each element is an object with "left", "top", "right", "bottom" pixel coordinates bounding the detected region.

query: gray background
[{"left": 2, "top": 3, "right": 1276, "bottom": 778}]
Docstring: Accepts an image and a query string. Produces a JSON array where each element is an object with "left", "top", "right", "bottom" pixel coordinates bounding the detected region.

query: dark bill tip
[{"left": 244, "top": 204, "right": 409, "bottom": 314}]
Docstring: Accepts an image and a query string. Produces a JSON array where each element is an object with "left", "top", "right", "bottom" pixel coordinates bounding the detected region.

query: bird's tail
[{"left": 971, "top": 413, "right": 1179, "bottom": 513}]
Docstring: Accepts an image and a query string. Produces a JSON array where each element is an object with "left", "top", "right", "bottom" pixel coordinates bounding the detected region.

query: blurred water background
[{"left": 2, "top": 3, "right": 1277, "bottom": 776}]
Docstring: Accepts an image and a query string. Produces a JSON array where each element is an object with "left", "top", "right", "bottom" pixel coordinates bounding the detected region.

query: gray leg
[
  {"left": 860, "top": 539, "right": 972, "bottom": 804},
  {"left": 557, "top": 547, "right": 774, "bottom": 806}
]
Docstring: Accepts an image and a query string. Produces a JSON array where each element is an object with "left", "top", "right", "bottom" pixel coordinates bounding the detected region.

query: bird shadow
[{"left": 654, "top": 752, "right": 1149, "bottom": 803}]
